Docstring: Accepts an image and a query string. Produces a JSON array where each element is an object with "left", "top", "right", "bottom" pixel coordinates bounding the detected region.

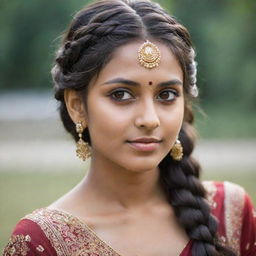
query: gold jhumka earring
[
  {"left": 76, "top": 122, "right": 91, "bottom": 161},
  {"left": 138, "top": 40, "right": 161, "bottom": 69},
  {"left": 170, "top": 139, "right": 183, "bottom": 161}
]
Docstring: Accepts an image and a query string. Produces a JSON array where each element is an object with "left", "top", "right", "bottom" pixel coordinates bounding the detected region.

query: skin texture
[{"left": 51, "top": 41, "right": 189, "bottom": 256}]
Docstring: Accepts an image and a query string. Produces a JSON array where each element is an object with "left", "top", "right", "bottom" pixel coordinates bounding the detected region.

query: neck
[{"left": 81, "top": 155, "right": 165, "bottom": 210}]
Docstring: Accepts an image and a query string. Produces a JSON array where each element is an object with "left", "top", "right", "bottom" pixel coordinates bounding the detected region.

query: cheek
[
  {"left": 163, "top": 99, "right": 184, "bottom": 125},
  {"left": 86, "top": 99, "right": 131, "bottom": 147},
  {"left": 160, "top": 101, "right": 184, "bottom": 145}
]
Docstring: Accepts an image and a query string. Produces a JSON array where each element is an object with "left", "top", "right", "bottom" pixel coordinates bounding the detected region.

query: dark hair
[{"left": 52, "top": 0, "right": 236, "bottom": 255}]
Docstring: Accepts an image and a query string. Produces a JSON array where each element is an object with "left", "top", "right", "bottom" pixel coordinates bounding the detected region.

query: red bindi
[{"left": 148, "top": 81, "right": 153, "bottom": 85}]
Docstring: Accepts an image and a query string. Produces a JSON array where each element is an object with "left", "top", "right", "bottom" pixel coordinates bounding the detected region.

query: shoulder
[
  {"left": 203, "top": 181, "right": 247, "bottom": 229},
  {"left": 3, "top": 209, "right": 57, "bottom": 255},
  {"left": 203, "top": 180, "right": 245, "bottom": 196},
  {"left": 203, "top": 180, "right": 245, "bottom": 209},
  {"left": 3, "top": 208, "right": 71, "bottom": 256},
  {"left": 4, "top": 208, "right": 115, "bottom": 256},
  {"left": 203, "top": 181, "right": 256, "bottom": 254}
]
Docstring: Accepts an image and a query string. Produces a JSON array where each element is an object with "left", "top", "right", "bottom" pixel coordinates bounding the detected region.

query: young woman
[{"left": 4, "top": 0, "right": 255, "bottom": 255}]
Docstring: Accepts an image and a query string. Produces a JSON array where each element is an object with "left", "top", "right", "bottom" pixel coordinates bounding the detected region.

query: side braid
[
  {"left": 52, "top": 2, "right": 238, "bottom": 254},
  {"left": 159, "top": 106, "right": 236, "bottom": 256},
  {"left": 137, "top": 5, "right": 235, "bottom": 253}
]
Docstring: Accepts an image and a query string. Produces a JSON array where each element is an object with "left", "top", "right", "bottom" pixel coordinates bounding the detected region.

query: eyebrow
[{"left": 102, "top": 78, "right": 183, "bottom": 87}]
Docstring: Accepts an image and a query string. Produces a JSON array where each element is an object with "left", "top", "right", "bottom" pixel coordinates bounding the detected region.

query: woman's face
[{"left": 85, "top": 41, "right": 184, "bottom": 172}]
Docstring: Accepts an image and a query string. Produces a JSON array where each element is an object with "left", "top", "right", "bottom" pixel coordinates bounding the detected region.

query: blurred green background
[
  {"left": 1, "top": 0, "right": 256, "bottom": 137},
  {"left": 0, "top": 0, "right": 255, "bottom": 251}
]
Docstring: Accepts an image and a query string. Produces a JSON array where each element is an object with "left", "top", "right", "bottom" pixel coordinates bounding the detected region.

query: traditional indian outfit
[{"left": 3, "top": 181, "right": 256, "bottom": 256}]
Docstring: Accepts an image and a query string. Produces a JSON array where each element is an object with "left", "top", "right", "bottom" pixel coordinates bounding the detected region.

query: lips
[
  {"left": 127, "top": 137, "right": 162, "bottom": 143},
  {"left": 127, "top": 137, "right": 162, "bottom": 152}
]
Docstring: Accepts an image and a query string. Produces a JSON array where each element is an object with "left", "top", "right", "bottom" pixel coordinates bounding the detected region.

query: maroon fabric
[
  {"left": 4, "top": 219, "right": 57, "bottom": 256},
  {"left": 3, "top": 182, "right": 256, "bottom": 256},
  {"left": 240, "top": 193, "right": 256, "bottom": 255},
  {"left": 180, "top": 240, "right": 193, "bottom": 256},
  {"left": 211, "top": 182, "right": 226, "bottom": 237},
  {"left": 178, "top": 182, "right": 256, "bottom": 256},
  {"left": 180, "top": 182, "right": 226, "bottom": 256}
]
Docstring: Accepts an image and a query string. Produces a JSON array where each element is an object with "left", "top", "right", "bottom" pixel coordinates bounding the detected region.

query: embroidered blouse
[{"left": 3, "top": 181, "right": 256, "bottom": 256}]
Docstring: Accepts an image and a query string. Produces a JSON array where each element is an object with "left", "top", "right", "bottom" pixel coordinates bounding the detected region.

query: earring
[
  {"left": 170, "top": 139, "right": 183, "bottom": 161},
  {"left": 76, "top": 122, "right": 91, "bottom": 161}
]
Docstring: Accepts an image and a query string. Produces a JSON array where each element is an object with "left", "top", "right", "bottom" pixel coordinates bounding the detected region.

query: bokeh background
[{"left": 0, "top": 0, "right": 255, "bottom": 250}]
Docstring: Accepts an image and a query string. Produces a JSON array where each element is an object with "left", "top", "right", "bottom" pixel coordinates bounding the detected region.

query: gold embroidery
[
  {"left": 25, "top": 208, "right": 121, "bottom": 256},
  {"left": 245, "top": 242, "right": 250, "bottom": 250},
  {"left": 224, "top": 182, "right": 245, "bottom": 255},
  {"left": 253, "top": 208, "right": 256, "bottom": 218},
  {"left": 219, "top": 236, "right": 227, "bottom": 244},
  {"left": 218, "top": 235, "right": 229, "bottom": 248},
  {"left": 24, "top": 210, "right": 72, "bottom": 255},
  {"left": 36, "top": 245, "right": 45, "bottom": 252},
  {"left": 24, "top": 235, "right": 31, "bottom": 242},
  {"left": 12, "top": 181, "right": 246, "bottom": 256},
  {"left": 203, "top": 181, "right": 217, "bottom": 210},
  {"left": 3, "top": 234, "right": 30, "bottom": 256}
]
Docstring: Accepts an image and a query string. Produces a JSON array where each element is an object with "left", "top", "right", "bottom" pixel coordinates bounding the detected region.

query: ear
[{"left": 64, "top": 89, "right": 87, "bottom": 125}]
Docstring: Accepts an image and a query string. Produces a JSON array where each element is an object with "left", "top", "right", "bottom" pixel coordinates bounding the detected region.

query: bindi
[{"left": 148, "top": 81, "right": 153, "bottom": 86}]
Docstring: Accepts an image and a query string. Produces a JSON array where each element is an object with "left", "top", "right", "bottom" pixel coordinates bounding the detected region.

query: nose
[{"left": 135, "top": 99, "right": 160, "bottom": 130}]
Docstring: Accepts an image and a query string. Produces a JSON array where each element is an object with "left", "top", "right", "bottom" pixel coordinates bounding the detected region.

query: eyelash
[{"left": 108, "top": 88, "right": 179, "bottom": 103}]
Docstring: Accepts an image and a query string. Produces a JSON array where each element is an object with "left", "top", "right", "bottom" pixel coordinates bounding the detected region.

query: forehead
[{"left": 93, "top": 41, "right": 183, "bottom": 85}]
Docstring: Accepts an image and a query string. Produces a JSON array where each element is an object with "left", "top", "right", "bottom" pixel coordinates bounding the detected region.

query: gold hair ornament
[
  {"left": 170, "top": 139, "right": 183, "bottom": 161},
  {"left": 76, "top": 122, "right": 91, "bottom": 161},
  {"left": 138, "top": 40, "right": 161, "bottom": 69}
]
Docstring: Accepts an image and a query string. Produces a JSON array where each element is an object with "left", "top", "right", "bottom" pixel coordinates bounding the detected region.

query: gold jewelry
[
  {"left": 170, "top": 139, "right": 183, "bottom": 161},
  {"left": 138, "top": 40, "right": 161, "bottom": 69},
  {"left": 76, "top": 122, "right": 91, "bottom": 161}
]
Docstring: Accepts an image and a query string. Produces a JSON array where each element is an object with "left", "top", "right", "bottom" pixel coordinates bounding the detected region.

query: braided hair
[{"left": 52, "top": 0, "right": 236, "bottom": 255}]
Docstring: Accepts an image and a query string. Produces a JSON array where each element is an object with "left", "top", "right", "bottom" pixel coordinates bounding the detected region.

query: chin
[{"left": 121, "top": 158, "right": 162, "bottom": 173}]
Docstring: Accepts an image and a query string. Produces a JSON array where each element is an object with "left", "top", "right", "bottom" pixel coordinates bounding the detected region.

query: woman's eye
[
  {"left": 157, "top": 90, "right": 178, "bottom": 101},
  {"left": 109, "top": 90, "right": 133, "bottom": 101}
]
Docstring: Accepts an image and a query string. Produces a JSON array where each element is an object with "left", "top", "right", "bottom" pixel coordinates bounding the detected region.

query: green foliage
[
  {"left": 0, "top": 0, "right": 90, "bottom": 90},
  {"left": 195, "top": 102, "right": 256, "bottom": 138},
  {"left": 172, "top": 0, "right": 256, "bottom": 109}
]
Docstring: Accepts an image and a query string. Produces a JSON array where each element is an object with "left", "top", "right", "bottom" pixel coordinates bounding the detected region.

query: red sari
[{"left": 3, "top": 181, "right": 256, "bottom": 256}]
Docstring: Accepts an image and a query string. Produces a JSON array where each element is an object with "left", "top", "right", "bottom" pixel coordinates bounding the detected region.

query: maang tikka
[
  {"left": 170, "top": 139, "right": 183, "bottom": 161},
  {"left": 76, "top": 122, "right": 91, "bottom": 161},
  {"left": 138, "top": 40, "right": 161, "bottom": 69}
]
